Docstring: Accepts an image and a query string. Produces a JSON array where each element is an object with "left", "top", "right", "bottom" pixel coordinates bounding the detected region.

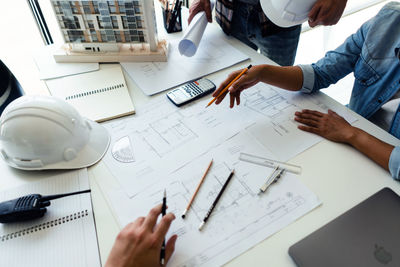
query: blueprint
[
  {"left": 105, "top": 131, "right": 321, "bottom": 267},
  {"left": 102, "top": 82, "right": 356, "bottom": 198},
  {"left": 102, "top": 95, "right": 254, "bottom": 197}
]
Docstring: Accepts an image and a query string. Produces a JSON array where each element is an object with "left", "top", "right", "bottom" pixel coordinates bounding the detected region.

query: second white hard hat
[
  {"left": 260, "top": 0, "right": 317, "bottom": 28},
  {"left": 0, "top": 95, "right": 110, "bottom": 170}
]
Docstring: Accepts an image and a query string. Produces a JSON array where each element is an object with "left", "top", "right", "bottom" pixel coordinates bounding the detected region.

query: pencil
[
  {"left": 198, "top": 170, "right": 234, "bottom": 230},
  {"left": 182, "top": 159, "right": 213, "bottom": 219},
  {"left": 160, "top": 189, "right": 167, "bottom": 265},
  {"left": 206, "top": 65, "right": 252, "bottom": 107}
]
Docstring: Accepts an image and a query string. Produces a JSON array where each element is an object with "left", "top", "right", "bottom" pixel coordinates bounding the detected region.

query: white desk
[{"left": 1, "top": 2, "right": 400, "bottom": 266}]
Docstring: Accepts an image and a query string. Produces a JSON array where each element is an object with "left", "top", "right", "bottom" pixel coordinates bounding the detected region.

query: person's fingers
[
  {"left": 229, "top": 92, "right": 235, "bottom": 108},
  {"left": 215, "top": 90, "right": 229, "bottom": 105},
  {"left": 204, "top": 0, "right": 212, "bottom": 22},
  {"left": 295, "top": 111, "right": 321, "bottom": 122},
  {"left": 188, "top": 4, "right": 202, "bottom": 24},
  {"left": 328, "top": 109, "right": 340, "bottom": 118},
  {"left": 301, "top": 109, "right": 324, "bottom": 117},
  {"left": 229, "top": 73, "right": 256, "bottom": 93},
  {"left": 294, "top": 116, "right": 320, "bottom": 128},
  {"left": 133, "top": 216, "right": 145, "bottom": 227},
  {"left": 308, "top": 4, "right": 321, "bottom": 27},
  {"left": 298, "top": 125, "right": 320, "bottom": 135},
  {"left": 308, "top": 3, "right": 320, "bottom": 21},
  {"left": 213, "top": 71, "right": 241, "bottom": 97},
  {"left": 164, "top": 234, "right": 178, "bottom": 265},
  {"left": 154, "top": 213, "right": 176, "bottom": 243},
  {"left": 235, "top": 92, "right": 241, "bottom": 106},
  {"left": 143, "top": 204, "right": 162, "bottom": 230}
]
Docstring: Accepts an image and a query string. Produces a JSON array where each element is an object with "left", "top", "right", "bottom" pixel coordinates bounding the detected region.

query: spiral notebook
[
  {"left": 45, "top": 64, "right": 135, "bottom": 122},
  {"left": 0, "top": 169, "right": 101, "bottom": 267}
]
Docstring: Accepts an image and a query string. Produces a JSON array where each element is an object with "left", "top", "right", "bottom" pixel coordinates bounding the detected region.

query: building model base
[{"left": 53, "top": 40, "right": 168, "bottom": 63}]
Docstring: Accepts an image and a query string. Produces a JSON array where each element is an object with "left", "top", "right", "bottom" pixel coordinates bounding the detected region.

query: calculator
[{"left": 166, "top": 78, "right": 216, "bottom": 107}]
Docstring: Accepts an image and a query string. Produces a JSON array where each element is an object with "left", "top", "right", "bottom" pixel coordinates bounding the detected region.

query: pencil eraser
[{"left": 181, "top": 209, "right": 187, "bottom": 219}]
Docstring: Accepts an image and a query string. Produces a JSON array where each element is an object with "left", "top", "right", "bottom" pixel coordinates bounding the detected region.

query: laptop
[{"left": 289, "top": 187, "right": 400, "bottom": 267}]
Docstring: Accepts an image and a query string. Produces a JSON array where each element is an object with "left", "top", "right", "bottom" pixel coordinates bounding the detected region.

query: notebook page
[
  {"left": 46, "top": 64, "right": 135, "bottom": 122},
  {"left": 0, "top": 169, "right": 101, "bottom": 267}
]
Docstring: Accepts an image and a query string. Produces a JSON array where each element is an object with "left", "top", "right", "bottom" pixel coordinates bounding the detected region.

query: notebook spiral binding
[
  {"left": 65, "top": 83, "right": 125, "bottom": 100},
  {"left": 0, "top": 210, "right": 89, "bottom": 242}
]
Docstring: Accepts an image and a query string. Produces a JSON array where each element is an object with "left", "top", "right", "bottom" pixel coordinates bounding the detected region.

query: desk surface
[{"left": 1, "top": 2, "right": 400, "bottom": 267}]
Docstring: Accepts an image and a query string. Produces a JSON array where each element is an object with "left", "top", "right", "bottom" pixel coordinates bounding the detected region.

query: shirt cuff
[
  {"left": 389, "top": 146, "right": 400, "bottom": 180},
  {"left": 298, "top": 64, "right": 315, "bottom": 93}
]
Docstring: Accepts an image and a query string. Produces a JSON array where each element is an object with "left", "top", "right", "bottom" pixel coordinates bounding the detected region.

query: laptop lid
[{"left": 289, "top": 187, "right": 400, "bottom": 267}]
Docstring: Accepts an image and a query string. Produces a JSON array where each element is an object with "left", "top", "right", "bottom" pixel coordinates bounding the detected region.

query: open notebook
[
  {"left": 0, "top": 169, "right": 101, "bottom": 267},
  {"left": 46, "top": 64, "right": 135, "bottom": 122}
]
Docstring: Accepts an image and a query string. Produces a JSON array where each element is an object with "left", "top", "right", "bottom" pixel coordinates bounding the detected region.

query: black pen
[
  {"left": 160, "top": 189, "right": 167, "bottom": 265},
  {"left": 198, "top": 170, "right": 234, "bottom": 231}
]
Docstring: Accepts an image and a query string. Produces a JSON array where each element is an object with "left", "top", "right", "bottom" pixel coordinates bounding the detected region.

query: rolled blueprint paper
[{"left": 178, "top": 1, "right": 215, "bottom": 57}]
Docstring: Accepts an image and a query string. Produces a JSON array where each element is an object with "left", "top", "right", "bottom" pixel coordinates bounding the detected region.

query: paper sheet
[
  {"left": 105, "top": 131, "right": 321, "bottom": 267},
  {"left": 102, "top": 82, "right": 357, "bottom": 199},
  {"left": 102, "top": 94, "right": 255, "bottom": 197},
  {"left": 33, "top": 45, "right": 99, "bottom": 80},
  {"left": 121, "top": 23, "right": 249, "bottom": 95},
  {"left": 178, "top": 1, "right": 215, "bottom": 57}
]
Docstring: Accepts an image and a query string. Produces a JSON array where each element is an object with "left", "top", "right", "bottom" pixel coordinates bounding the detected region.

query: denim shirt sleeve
[
  {"left": 300, "top": 17, "right": 374, "bottom": 93},
  {"left": 389, "top": 146, "right": 400, "bottom": 180}
]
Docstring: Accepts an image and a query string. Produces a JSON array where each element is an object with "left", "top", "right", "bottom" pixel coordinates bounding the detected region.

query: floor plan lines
[
  {"left": 243, "top": 86, "right": 294, "bottom": 118},
  {"left": 142, "top": 113, "right": 198, "bottom": 157}
]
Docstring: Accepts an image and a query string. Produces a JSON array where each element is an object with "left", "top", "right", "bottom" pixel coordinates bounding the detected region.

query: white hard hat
[
  {"left": 0, "top": 95, "right": 110, "bottom": 170},
  {"left": 260, "top": 0, "right": 317, "bottom": 28}
]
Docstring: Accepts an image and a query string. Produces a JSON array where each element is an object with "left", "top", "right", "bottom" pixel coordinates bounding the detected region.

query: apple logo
[{"left": 374, "top": 244, "right": 392, "bottom": 265}]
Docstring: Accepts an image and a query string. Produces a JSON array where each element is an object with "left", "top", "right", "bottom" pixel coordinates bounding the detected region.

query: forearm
[
  {"left": 259, "top": 65, "right": 303, "bottom": 92},
  {"left": 347, "top": 127, "right": 394, "bottom": 171}
]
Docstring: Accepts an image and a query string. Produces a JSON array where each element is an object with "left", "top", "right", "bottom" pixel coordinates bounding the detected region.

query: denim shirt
[{"left": 298, "top": 2, "right": 400, "bottom": 179}]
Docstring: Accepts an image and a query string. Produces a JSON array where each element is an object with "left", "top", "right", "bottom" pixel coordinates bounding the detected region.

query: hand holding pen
[{"left": 105, "top": 203, "right": 177, "bottom": 267}]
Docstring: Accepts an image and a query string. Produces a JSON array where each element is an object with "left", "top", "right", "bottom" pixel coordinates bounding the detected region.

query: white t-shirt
[{"left": 369, "top": 90, "right": 400, "bottom": 132}]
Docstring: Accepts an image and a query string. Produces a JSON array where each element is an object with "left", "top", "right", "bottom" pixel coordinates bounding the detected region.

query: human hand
[
  {"left": 294, "top": 109, "right": 355, "bottom": 143},
  {"left": 188, "top": 0, "right": 212, "bottom": 24},
  {"left": 308, "top": 0, "right": 347, "bottom": 27},
  {"left": 105, "top": 204, "right": 177, "bottom": 267},
  {"left": 212, "top": 65, "right": 265, "bottom": 108}
]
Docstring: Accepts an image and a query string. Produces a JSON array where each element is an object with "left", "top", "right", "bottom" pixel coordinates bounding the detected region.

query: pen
[
  {"left": 206, "top": 65, "right": 252, "bottom": 107},
  {"left": 199, "top": 170, "right": 234, "bottom": 231},
  {"left": 160, "top": 189, "right": 167, "bottom": 265},
  {"left": 182, "top": 159, "right": 213, "bottom": 219}
]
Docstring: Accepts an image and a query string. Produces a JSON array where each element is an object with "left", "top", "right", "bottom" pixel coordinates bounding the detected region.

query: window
[
  {"left": 67, "top": 30, "right": 85, "bottom": 42},
  {"left": 111, "top": 16, "right": 119, "bottom": 29},
  {"left": 90, "top": 30, "right": 98, "bottom": 41},
  {"left": 121, "top": 16, "right": 128, "bottom": 29},
  {"left": 115, "top": 31, "right": 122, "bottom": 42},
  {"left": 87, "top": 19, "right": 95, "bottom": 29}
]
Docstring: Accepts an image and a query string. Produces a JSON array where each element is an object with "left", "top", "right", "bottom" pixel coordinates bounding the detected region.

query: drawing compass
[{"left": 258, "top": 166, "right": 285, "bottom": 195}]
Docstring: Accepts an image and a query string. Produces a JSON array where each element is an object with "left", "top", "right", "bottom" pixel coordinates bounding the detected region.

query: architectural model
[{"left": 50, "top": 0, "right": 168, "bottom": 62}]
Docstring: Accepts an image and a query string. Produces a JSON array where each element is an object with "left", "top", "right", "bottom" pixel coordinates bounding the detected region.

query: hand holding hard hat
[
  {"left": 260, "top": 0, "right": 347, "bottom": 28},
  {"left": 0, "top": 95, "right": 110, "bottom": 170}
]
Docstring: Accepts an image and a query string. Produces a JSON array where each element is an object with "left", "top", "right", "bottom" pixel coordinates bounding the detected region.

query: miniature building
[{"left": 50, "top": 0, "right": 167, "bottom": 62}]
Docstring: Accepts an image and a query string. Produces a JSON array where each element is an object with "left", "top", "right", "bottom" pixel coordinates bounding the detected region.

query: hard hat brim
[
  {"left": 44, "top": 119, "right": 110, "bottom": 170},
  {"left": 3, "top": 119, "right": 110, "bottom": 170},
  {"left": 260, "top": 0, "right": 308, "bottom": 28}
]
